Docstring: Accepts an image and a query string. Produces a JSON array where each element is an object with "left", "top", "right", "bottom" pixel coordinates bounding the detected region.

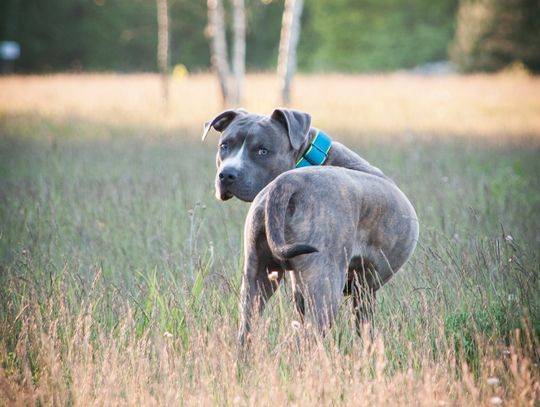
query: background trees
[
  {"left": 451, "top": 0, "right": 540, "bottom": 72},
  {"left": 300, "top": 0, "right": 457, "bottom": 72},
  {"left": 207, "top": 0, "right": 230, "bottom": 105},
  {"left": 207, "top": 0, "right": 245, "bottom": 107},
  {"left": 157, "top": 0, "right": 170, "bottom": 104},
  {"left": 277, "top": 0, "right": 303, "bottom": 105},
  {"left": 1, "top": 0, "right": 538, "bottom": 74}
]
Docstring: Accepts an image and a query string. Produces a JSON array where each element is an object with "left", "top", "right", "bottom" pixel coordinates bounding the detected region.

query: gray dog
[{"left": 203, "top": 108, "right": 419, "bottom": 346}]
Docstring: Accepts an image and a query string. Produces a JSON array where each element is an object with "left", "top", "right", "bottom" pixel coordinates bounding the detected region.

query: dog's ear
[
  {"left": 270, "top": 108, "right": 312, "bottom": 150},
  {"left": 202, "top": 109, "right": 247, "bottom": 141}
]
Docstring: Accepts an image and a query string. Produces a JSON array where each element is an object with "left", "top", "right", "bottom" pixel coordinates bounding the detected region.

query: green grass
[{"left": 0, "top": 110, "right": 539, "bottom": 405}]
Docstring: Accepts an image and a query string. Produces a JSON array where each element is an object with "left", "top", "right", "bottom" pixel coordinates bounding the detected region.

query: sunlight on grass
[
  {"left": 1, "top": 72, "right": 539, "bottom": 141},
  {"left": 0, "top": 74, "right": 539, "bottom": 405}
]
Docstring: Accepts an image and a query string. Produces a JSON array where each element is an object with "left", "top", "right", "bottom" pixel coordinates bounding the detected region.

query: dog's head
[{"left": 202, "top": 108, "right": 312, "bottom": 202}]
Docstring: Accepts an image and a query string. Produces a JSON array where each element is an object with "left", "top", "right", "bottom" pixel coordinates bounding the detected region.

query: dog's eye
[
  {"left": 220, "top": 142, "right": 229, "bottom": 151},
  {"left": 258, "top": 148, "right": 269, "bottom": 156}
]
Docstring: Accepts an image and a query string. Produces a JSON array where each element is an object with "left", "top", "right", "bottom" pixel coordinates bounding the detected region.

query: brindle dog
[{"left": 203, "top": 108, "right": 419, "bottom": 346}]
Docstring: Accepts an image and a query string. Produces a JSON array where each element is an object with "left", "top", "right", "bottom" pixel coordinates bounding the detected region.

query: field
[{"left": 0, "top": 73, "right": 539, "bottom": 406}]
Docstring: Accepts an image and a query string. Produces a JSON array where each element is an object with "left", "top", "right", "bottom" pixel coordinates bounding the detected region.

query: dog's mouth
[
  {"left": 219, "top": 191, "right": 234, "bottom": 201},
  {"left": 215, "top": 182, "right": 257, "bottom": 202},
  {"left": 217, "top": 189, "right": 255, "bottom": 202},
  {"left": 215, "top": 182, "right": 236, "bottom": 201}
]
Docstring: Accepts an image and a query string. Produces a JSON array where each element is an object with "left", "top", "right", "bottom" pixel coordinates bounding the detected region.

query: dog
[
  {"left": 202, "top": 108, "right": 388, "bottom": 202},
  {"left": 202, "top": 108, "right": 419, "bottom": 346}
]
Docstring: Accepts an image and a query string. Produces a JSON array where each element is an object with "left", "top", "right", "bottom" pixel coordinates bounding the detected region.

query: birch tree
[
  {"left": 156, "top": 0, "right": 170, "bottom": 105},
  {"left": 207, "top": 0, "right": 230, "bottom": 106},
  {"left": 231, "top": 0, "right": 245, "bottom": 106},
  {"left": 277, "top": 0, "right": 303, "bottom": 105}
]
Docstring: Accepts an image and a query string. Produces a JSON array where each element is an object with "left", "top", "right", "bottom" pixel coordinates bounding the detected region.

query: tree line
[{"left": 1, "top": 0, "right": 538, "bottom": 74}]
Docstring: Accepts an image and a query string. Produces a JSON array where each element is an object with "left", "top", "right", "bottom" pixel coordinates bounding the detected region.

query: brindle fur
[
  {"left": 239, "top": 168, "right": 418, "bottom": 346},
  {"left": 203, "top": 108, "right": 419, "bottom": 347}
]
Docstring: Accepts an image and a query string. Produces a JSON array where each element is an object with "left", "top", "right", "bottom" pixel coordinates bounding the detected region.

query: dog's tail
[{"left": 265, "top": 178, "right": 318, "bottom": 262}]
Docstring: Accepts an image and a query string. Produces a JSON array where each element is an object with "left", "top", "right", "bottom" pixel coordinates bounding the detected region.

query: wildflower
[
  {"left": 172, "top": 64, "right": 189, "bottom": 79},
  {"left": 233, "top": 395, "right": 243, "bottom": 407},
  {"left": 163, "top": 331, "right": 173, "bottom": 339},
  {"left": 504, "top": 235, "right": 513, "bottom": 242},
  {"left": 490, "top": 396, "right": 503, "bottom": 405},
  {"left": 487, "top": 377, "right": 500, "bottom": 386},
  {"left": 268, "top": 271, "right": 279, "bottom": 281}
]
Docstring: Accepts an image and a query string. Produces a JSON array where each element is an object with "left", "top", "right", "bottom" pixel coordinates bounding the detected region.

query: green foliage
[
  {"left": 451, "top": 0, "right": 540, "bottom": 72},
  {"left": 5, "top": 0, "right": 210, "bottom": 72},
  {"left": 6, "top": 0, "right": 539, "bottom": 73},
  {"left": 245, "top": 0, "right": 283, "bottom": 70},
  {"left": 299, "top": 0, "right": 458, "bottom": 71},
  {"left": 3, "top": 0, "right": 459, "bottom": 72}
]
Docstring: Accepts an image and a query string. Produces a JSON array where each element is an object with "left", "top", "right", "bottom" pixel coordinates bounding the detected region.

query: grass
[{"left": 0, "top": 73, "right": 539, "bottom": 405}]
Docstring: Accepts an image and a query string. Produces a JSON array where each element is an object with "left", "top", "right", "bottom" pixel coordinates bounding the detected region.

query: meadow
[{"left": 0, "top": 73, "right": 539, "bottom": 406}]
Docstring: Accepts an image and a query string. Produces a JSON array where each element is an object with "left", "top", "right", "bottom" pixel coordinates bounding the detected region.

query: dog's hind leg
[
  {"left": 350, "top": 267, "right": 377, "bottom": 339},
  {"left": 237, "top": 253, "right": 280, "bottom": 349},
  {"left": 291, "top": 255, "right": 346, "bottom": 336}
]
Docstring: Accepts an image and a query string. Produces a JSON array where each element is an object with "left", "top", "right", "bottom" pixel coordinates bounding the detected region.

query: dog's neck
[{"left": 294, "top": 128, "right": 332, "bottom": 168}]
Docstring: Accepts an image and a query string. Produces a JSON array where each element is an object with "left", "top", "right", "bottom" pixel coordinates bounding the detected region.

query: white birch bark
[
  {"left": 207, "top": 0, "right": 230, "bottom": 106},
  {"left": 231, "top": 0, "right": 245, "bottom": 106},
  {"left": 157, "top": 0, "right": 170, "bottom": 105},
  {"left": 277, "top": 0, "right": 303, "bottom": 105}
]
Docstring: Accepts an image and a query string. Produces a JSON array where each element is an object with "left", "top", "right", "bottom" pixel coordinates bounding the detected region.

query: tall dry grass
[
  {"left": 2, "top": 295, "right": 539, "bottom": 406},
  {"left": 1, "top": 73, "right": 539, "bottom": 406}
]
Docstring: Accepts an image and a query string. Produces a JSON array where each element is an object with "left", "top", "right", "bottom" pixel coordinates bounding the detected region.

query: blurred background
[{"left": 1, "top": 0, "right": 539, "bottom": 75}]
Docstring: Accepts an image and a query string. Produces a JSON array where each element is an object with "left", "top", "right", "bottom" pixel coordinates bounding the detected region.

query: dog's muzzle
[
  {"left": 215, "top": 166, "right": 258, "bottom": 202},
  {"left": 216, "top": 167, "right": 239, "bottom": 201}
]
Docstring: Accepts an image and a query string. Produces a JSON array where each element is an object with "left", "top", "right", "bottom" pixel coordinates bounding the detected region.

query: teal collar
[{"left": 295, "top": 129, "right": 332, "bottom": 168}]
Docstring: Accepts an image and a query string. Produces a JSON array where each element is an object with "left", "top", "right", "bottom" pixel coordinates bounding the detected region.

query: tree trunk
[
  {"left": 231, "top": 0, "right": 245, "bottom": 106},
  {"left": 277, "top": 0, "right": 303, "bottom": 105},
  {"left": 156, "top": 0, "right": 170, "bottom": 106},
  {"left": 207, "top": 0, "right": 230, "bottom": 107}
]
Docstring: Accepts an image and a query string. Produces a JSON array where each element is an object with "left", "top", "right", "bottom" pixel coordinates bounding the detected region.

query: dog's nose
[{"left": 219, "top": 168, "right": 238, "bottom": 185}]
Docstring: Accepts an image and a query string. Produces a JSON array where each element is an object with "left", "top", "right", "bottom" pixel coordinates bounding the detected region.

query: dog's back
[{"left": 253, "top": 166, "right": 419, "bottom": 283}]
